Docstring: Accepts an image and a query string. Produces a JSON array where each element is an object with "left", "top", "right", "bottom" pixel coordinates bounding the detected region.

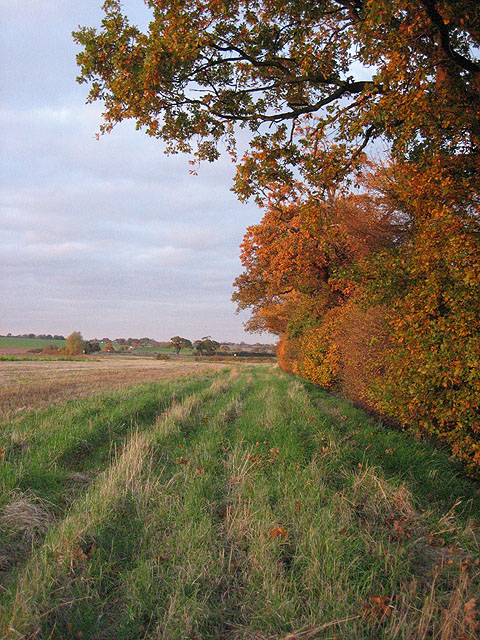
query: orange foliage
[
  {"left": 276, "top": 333, "right": 301, "bottom": 375},
  {"left": 335, "top": 300, "right": 390, "bottom": 409},
  {"left": 238, "top": 157, "right": 480, "bottom": 476},
  {"left": 364, "top": 159, "right": 480, "bottom": 474}
]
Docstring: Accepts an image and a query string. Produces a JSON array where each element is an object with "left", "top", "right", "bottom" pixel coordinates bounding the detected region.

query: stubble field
[
  {"left": 0, "top": 361, "right": 479, "bottom": 639},
  {"left": 0, "top": 357, "right": 223, "bottom": 420}
]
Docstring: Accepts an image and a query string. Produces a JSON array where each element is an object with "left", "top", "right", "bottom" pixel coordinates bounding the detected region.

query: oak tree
[
  {"left": 194, "top": 337, "right": 220, "bottom": 356},
  {"left": 74, "top": 0, "right": 479, "bottom": 198}
]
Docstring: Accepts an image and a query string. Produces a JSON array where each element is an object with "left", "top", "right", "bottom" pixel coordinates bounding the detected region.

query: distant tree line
[
  {"left": 6, "top": 330, "right": 276, "bottom": 359},
  {"left": 2, "top": 333, "right": 66, "bottom": 340}
]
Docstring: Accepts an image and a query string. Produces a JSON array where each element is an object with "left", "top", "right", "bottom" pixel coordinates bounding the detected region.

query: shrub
[
  {"left": 276, "top": 334, "right": 301, "bottom": 375},
  {"left": 298, "top": 311, "right": 341, "bottom": 388},
  {"left": 336, "top": 300, "right": 390, "bottom": 410}
]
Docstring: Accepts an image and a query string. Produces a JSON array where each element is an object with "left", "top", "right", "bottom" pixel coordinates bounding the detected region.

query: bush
[
  {"left": 336, "top": 300, "right": 390, "bottom": 410},
  {"left": 299, "top": 310, "right": 341, "bottom": 388},
  {"left": 276, "top": 334, "right": 301, "bottom": 375},
  {"left": 65, "top": 331, "right": 84, "bottom": 356}
]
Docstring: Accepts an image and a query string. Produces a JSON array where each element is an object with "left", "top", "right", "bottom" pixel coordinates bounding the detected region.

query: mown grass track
[
  {"left": 0, "top": 372, "right": 220, "bottom": 584},
  {"left": 1, "top": 366, "right": 479, "bottom": 639}
]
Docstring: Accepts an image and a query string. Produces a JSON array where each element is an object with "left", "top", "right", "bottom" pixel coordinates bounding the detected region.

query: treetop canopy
[{"left": 74, "top": 0, "right": 480, "bottom": 199}]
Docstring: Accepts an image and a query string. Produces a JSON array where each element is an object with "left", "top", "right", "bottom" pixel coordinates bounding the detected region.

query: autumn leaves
[
  {"left": 234, "top": 156, "right": 480, "bottom": 476},
  {"left": 74, "top": 2, "right": 480, "bottom": 476}
]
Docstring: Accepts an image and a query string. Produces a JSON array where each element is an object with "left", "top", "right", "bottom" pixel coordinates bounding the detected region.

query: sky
[{"left": 0, "top": 0, "right": 268, "bottom": 343}]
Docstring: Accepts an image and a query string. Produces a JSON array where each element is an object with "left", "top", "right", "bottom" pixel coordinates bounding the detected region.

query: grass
[
  {"left": 0, "top": 337, "right": 66, "bottom": 349},
  {"left": 0, "top": 366, "right": 479, "bottom": 639}
]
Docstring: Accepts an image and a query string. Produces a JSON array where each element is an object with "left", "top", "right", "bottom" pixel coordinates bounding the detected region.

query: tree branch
[{"left": 421, "top": 0, "right": 480, "bottom": 74}]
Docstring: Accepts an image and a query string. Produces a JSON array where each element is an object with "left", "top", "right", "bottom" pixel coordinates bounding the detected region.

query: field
[
  {"left": 0, "top": 337, "right": 191, "bottom": 358},
  {"left": 0, "top": 362, "right": 479, "bottom": 639},
  {"left": 0, "top": 357, "right": 222, "bottom": 419},
  {"left": 0, "top": 337, "right": 66, "bottom": 351}
]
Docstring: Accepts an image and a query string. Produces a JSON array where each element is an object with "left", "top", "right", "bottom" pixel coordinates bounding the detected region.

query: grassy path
[
  {"left": 0, "top": 372, "right": 220, "bottom": 588},
  {"left": 1, "top": 367, "right": 479, "bottom": 639}
]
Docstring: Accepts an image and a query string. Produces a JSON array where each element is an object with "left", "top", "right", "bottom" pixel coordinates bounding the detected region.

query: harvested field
[{"left": 0, "top": 357, "right": 225, "bottom": 419}]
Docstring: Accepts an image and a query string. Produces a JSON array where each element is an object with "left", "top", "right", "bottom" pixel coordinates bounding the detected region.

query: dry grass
[
  {"left": 0, "top": 356, "right": 224, "bottom": 419},
  {"left": 1, "top": 492, "right": 54, "bottom": 540},
  {"left": 0, "top": 492, "right": 55, "bottom": 578}
]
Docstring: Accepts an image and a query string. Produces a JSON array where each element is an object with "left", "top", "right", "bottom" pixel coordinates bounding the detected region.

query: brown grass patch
[
  {"left": 0, "top": 348, "right": 32, "bottom": 356},
  {"left": 1, "top": 491, "right": 54, "bottom": 540}
]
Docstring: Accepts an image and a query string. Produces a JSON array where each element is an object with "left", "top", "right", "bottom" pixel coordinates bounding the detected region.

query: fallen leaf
[
  {"left": 70, "top": 545, "right": 87, "bottom": 568},
  {"left": 388, "top": 517, "right": 412, "bottom": 541},
  {"left": 464, "top": 598, "right": 479, "bottom": 632},
  {"left": 428, "top": 535, "right": 444, "bottom": 547},
  {"left": 460, "top": 559, "right": 471, "bottom": 572},
  {"left": 156, "top": 554, "right": 170, "bottom": 563},
  {"left": 362, "top": 595, "right": 393, "bottom": 623}
]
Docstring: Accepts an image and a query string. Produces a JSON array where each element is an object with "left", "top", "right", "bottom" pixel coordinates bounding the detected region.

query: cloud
[{"left": 0, "top": 1, "right": 270, "bottom": 342}]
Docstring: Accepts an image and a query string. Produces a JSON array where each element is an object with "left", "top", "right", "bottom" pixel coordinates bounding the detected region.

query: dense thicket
[
  {"left": 74, "top": 1, "right": 480, "bottom": 474},
  {"left": 234, "top": 159, "right": 480, "bottom": 474}
]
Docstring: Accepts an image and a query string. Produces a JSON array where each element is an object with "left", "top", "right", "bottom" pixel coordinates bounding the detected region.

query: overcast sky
[{"left": 0, "top": 0, "right": 268, "bottom": 343}]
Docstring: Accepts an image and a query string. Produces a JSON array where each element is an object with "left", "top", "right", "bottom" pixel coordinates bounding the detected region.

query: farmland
[
  {"left": 0, "top": 357, "right": 223, "bottom": 419},
  {"left": 0, "top": 337, "right": 66, "bottom": 351},
  {"left": 0, "top": 363, "right": 479, "bottom": 639}
]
